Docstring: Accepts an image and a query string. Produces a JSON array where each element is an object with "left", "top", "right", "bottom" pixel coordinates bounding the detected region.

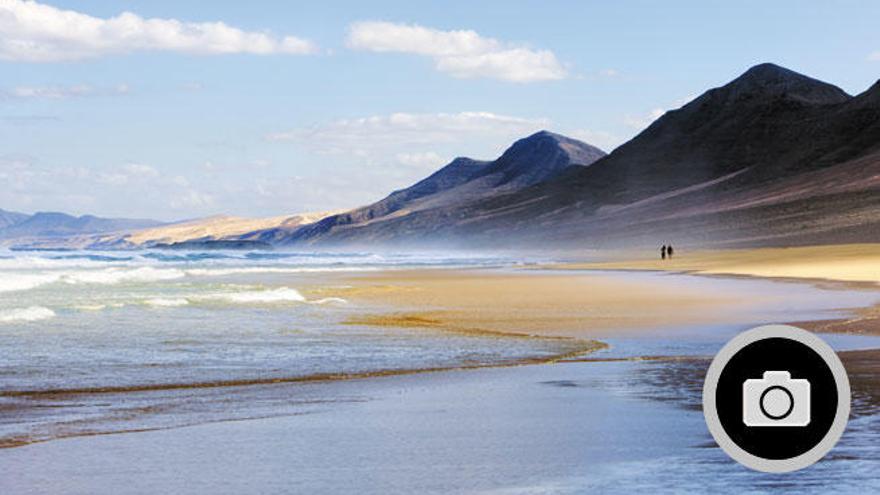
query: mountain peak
[
  {"left": 740, "top": 62, "right": 797, "bottom": 80},
  {"left": 714, "top": 63, "right": 850, "bottom": 105},
  {"left": 472, "top": 131, "right": 606, "bottom": 188}
]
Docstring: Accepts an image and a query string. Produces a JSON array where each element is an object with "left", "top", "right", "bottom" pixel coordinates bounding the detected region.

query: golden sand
[
  {"left": 555, "top": 244, "right": 880, "bottom": 286},
  {"left": 335, "top": 269, "right": 770, "bottom": 339},
  {"left": 549, "top": 243, "right": 880, "bottom": 334}
]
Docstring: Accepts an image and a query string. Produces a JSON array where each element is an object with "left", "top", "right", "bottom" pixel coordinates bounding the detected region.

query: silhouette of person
[
  {"left": 661, "top": 245, "right": 667, "bottom": 260},
  {"left": 668, "top": 245, "right": 674, "bottom": 259}
]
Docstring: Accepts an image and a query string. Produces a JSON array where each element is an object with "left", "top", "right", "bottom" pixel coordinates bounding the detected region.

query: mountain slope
[
  {"left": 258, "top": 130, "right": 606, "bottom": 244},
  {"left": 430, "top": 63, "right": 880, "bottom": 247},
  {"left": 268, "top": 63, "right": 880, "bottom": 248}
]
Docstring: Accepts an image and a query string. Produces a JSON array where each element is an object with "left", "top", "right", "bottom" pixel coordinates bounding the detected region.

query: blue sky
[{"left": 2, "top": 0, "right": 879, "bottom": 220}]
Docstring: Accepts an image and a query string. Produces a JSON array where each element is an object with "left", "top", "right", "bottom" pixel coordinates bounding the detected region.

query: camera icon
[{"left": 743, "top": 371, "right": 810, "bottom": 427}]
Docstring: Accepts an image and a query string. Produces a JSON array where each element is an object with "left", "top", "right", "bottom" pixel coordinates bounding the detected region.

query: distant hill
[
  {"left": 0, "top": 208, "right": 29, "bottom": 230},
  {"left": 0, "top": 211, "right": 163, "bottom": 245},
  {"left": 251, "top": 130, "right": 606, "bottom": 245}
]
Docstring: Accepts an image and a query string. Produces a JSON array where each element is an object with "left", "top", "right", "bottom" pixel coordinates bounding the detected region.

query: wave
[
  {"left": 73, "top": 304, "right": 109, "bottom": 311},
  {"left": 309, "top": 297, "right": 348, "bottom": 305},
  {"left": 200, "top": 287, "right": 306, "bottom": 304},
  {"left": 144, "top": 298, "right": 190, "bottom": 307},
  {"left": 60, "top": 266, "right": 186, "bottom": 285},
  {"left": 0, "top": 273, "right": 61, "bottom": 293},
  {"left": 184, "top": 266, "right": 380, "bottom": 277},
  {"left": 0, "top": 306, "right": 56, "bottom": 323}
]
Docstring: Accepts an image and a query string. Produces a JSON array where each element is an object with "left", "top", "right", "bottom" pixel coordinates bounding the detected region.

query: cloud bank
[
  {"left": 347, "top": 21, "right": 566, "bottom": 82},
  {"left": 0, "top": 0, "right": 318, "bottom": 62}
]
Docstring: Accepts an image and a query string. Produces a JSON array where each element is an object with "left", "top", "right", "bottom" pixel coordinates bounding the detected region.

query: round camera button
[{"left": 703, "top": 324, "right": 850, "bottom": 473}]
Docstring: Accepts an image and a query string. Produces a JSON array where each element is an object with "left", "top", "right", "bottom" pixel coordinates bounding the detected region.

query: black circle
[
  {"left": 759, "top": 385, "right": 794, "bottom": 420},
  {"left": 714, "top": 337, "right": 838, "bottom": 460}
]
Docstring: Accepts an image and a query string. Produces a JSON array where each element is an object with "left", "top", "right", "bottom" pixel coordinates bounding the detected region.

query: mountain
[
  {"left": 0, "top": 211, "right": 163, "bottom": 246},
  {"left": 252, "top": 63, "right": 880, "bottom": 249},
  {"left": 0, "top": 208, "right": 29, "bottom": 230},
  {"left": 359, "top": 63, "right": 880, "bottom": 248},
  {"left": 6, "top": 63, "right": 878, "bottom": 251},
  {"left": 252, "top": 131, "right": 606, "bottom": 245}
]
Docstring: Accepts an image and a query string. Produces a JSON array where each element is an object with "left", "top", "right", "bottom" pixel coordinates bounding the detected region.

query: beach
[{"left": 3, "top": 248, "right": 880, "bottom": 493}]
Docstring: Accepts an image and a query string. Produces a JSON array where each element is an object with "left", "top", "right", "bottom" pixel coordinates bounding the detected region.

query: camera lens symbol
[
  {"left": 703, "top": 325, "right": 851, "bottom": 472},
  {"left": 759, "top": 385, "right": 794, "bottom": 420}
]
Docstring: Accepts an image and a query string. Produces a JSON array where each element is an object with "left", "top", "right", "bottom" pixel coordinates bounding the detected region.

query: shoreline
[
  {"left": 542, "top": 243, "right": 880, "bottom": 335},
  {"left": 5, "top": 256, "right": 880, "bottom": 451}
]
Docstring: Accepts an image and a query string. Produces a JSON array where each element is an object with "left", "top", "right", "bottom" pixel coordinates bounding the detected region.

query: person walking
[
  {"left": 667, "top": 244, "right": 674, "bottom": 259},
  {"left": 661, "top": 245, "right": 667, "bottom": 260}
]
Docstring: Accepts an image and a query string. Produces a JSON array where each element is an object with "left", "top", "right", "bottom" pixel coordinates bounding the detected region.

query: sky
[{"left": 1, "top": 0, "right": 879, "bottom": 221}]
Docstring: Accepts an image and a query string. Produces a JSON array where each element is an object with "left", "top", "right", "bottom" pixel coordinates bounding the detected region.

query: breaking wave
[
  {"left": 0, "top": 306, "right": 56, "bottom": 323},
  {"left": 200, "top": 287, "right": 306, "bottom": 304},
  {"left": 144, "top": 298, "right": 190, "bottom": 307}
]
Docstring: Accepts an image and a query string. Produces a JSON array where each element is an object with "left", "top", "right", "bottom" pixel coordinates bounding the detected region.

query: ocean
[{"left": 0, "top": 249, "right": 586, "bottom": 447}]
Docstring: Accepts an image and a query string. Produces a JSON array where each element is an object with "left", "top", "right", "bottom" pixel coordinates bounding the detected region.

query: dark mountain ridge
[{"left": 268, "top": 63, "right": 880, "bottom": 248}]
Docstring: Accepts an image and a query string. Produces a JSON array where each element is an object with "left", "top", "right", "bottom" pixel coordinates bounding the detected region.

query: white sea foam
[
  {"left": 0, "top": 306, "right": 56, "bottom": 323},
  {"left": 60, "top": 267, "right": 186, "bottom": 285},
  {"left": 199, "top": 287, "right": 306, "bottom": 304},
  {"left": 309, "top": 297, "right": 348, "bottom": 305},
  {"left": 144, "top": 298, "right": 190, "bottom": 307},
  {"left": 184, "top": 267, "right": 380, "bottom": 277},
  {"left": 74, "top": 304, "right": 108, "bottom": 311},
  {"left": 0, "top": 273, "right": 61, "bottom": 292},
  {"left": 0, "top": 266, "right": 186, "bottom": 293}
]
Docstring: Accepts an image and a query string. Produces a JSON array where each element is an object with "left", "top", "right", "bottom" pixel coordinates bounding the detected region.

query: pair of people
[{"left": 661, "top": 244, "right": 674, "bottom": 260}]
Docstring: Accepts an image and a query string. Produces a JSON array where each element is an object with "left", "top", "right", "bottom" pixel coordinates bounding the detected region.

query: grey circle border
[{"left": 702, "top": 324, "right": 851, "bottom": 473}]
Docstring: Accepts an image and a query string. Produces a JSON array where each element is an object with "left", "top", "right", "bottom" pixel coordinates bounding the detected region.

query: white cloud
[
  {"left": 2, "top": 83, "right": 130, "bottom": 100},
  {"left": 346, "top": 21, "right": 566, "bottom": 82},
  {"left": 122, "top": 163, "right": 159, "bottom": 178},
  {"left": 396, "top": 151, "right": 446, "bottom": 170},
  {"left": 869, "top": 51, "right": 880, "bottom": 61},
  {"left": 623, "top": 108, "right": 665, "bottom": 130},
  {"left": 0, "top": 0, "right": 318, "bottom": 62},
  {"left": 598, "top": 68, "right": 619, "bottom": 77},
  {"left": 268, "top": 111, "right": 550, "bottom": 153},
  {"left": 96, "top": 163, "right": 157, "bottom": 185}
]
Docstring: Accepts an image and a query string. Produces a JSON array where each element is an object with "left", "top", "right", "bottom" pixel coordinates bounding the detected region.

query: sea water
[{"left": 0, "top": 249, "right": 585, "bottom": 446}]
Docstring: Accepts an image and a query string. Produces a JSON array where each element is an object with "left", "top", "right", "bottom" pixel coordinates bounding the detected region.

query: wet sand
[
  {"left": 4, "top": 346, "right": 880, "bottom": 494},
  {"left": 330, "top": 267, "right": 880, "bottom": 338},
  {"left": 332, "top": 269, "right": 777, "bottom": 339}
]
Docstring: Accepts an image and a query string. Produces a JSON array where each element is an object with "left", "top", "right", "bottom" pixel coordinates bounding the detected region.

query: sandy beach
[
  {"left": 315, "top": 260, "right": 880, "bottom": 339},
  {"left": 557, "top": 244, "right": 880, "bottom": 286},
  {"left": 547, "top": 244, "right": 880, "bottom": 334}
]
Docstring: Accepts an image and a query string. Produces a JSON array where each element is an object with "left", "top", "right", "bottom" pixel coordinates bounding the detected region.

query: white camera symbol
[{"left": 743, "top": 371, "right": 811, "bottom": 427}]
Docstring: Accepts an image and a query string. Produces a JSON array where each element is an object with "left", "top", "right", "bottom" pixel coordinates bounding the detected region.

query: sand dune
[{"left": 105, "top": 211, "right": 339, "bottom": 246}]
